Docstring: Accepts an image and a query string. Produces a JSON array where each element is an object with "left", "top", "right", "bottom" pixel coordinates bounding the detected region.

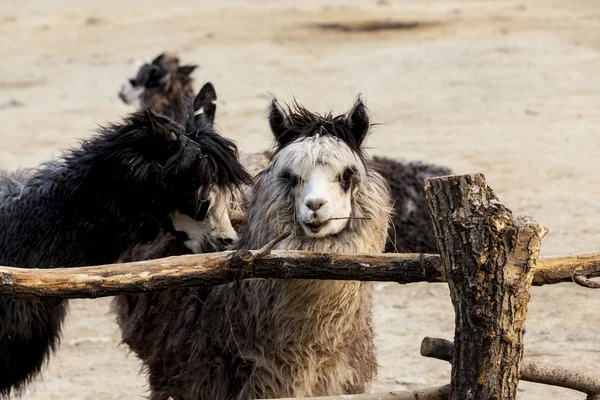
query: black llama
[
  {"left": 115, "top": 81, "right": 226, "bottom": 262},
  {"left": 0, "top": 88, "right": 252, "bottom": 398}
]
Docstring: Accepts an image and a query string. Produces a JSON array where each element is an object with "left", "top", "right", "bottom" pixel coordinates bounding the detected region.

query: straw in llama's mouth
[{"left": 326, "top": 216, "right": 371, "bottom": 221}]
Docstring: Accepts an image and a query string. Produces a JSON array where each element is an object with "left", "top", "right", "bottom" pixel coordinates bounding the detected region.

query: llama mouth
[
  {"left": 302, "top": 220, "right": 329, "bottom": 233},
  {"left": 118, "top": 91, "right": 129, "bottom": 104}
]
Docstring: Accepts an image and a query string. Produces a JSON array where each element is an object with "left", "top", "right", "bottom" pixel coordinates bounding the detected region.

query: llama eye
[
  {"left": 291, "top": 175, "right": 300, "bottom": 187},
  {"left": 129, "top": 78, "right": 136, "bottom": 86},
  {"left": 341, "top": 167, "right": 356, "bottom": 182},
  {"left": 339, "top": 167, "right": 356, "bottom": 192},
  {"left": 280, "top": 170, "right": 300, "bottom": 188}
]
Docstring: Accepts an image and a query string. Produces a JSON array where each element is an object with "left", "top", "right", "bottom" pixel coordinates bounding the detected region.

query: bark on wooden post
[{"left": 425, "top": 173, "right": 548, "bottom": 400}]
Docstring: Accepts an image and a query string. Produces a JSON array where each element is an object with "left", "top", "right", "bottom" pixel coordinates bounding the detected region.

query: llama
[
  {"left": 119, "top": 53, "right": 198, "bottom": 123},
  {"left": 0, "top": 96, "right": 251, "bottom": 398},
  {"left": 113, "top": 96, "right": 392, "bottom": 399},
  {"left": 117, "top": 53, "right": 302, "bottom": 177},
  {"left": 116, "top": 81, "right": 233, "bottom": 262},
  {"left": 372, "top": 157, "right": 451, "bottom": 253}
]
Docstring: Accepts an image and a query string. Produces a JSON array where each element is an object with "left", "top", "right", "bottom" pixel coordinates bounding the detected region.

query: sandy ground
[{"left": 0, "top": 0, "right": 599, "bottom": 398}]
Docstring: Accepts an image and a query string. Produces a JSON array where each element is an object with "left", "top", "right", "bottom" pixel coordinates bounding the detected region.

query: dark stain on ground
[{"left": 314, "top": 20, "right": 432, "bottom": 33}]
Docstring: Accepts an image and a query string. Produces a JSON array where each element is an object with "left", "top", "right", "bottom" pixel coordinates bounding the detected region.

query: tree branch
[
  {"left": 573, "top": 274, "right": 600, "bottom": 289},
  {"left": 534, "top": 251, "right": 600, "bottom": 285},
  {"left": 0, "top": 251, "right": 443, "bottom": 299},
  {"left": 0, "top": 250, "right": 597, "bottom": 299},
  {"left": 421, "top": 337, "right": 600, "bottom": 398}
]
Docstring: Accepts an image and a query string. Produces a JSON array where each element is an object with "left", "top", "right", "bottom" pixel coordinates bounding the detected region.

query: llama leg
[{"left": 0, "top": 298, "right": 68, "bottom": 397}]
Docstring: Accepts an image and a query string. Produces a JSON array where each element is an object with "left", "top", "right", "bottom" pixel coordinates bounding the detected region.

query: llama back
[{"left": 373, "top": 156, "right": 451, "bottom": 253}]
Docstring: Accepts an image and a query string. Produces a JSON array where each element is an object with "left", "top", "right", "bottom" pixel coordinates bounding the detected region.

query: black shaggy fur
[
  {"left": 115, "top": 82, "right": 228, "bottom": 262},
  {"left": 0, "top": 102, "right": 251, "bottom": 398},
  {"left": 372, "top": 157, "right": 452, "bottom": 253}
]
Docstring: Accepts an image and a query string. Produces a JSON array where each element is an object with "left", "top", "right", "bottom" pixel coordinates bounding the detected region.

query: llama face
[
  {"left": 273, "top": 136, "right": 365, "bottom": 238},
  {"left": 119, "top": 80, "right": 145, "bottom": 107},
  {"left": 264, "top": 97, "right": 371, "bottom": 239},
  {"left": 161, "top": 124, "right": 251, "bottom": 224},
  {"left": 171, "top": 189, "right": 238, "bottom": 252},
  {"left": 119, "top": 59, "right": 156, "bottom": 106}
]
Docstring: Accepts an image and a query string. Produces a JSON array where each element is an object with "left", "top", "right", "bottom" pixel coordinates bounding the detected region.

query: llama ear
[
  {"left": 147, "top": 64, "right": 167, "bottom": 84},
  {"left": 152, "top": 53, "right": 167, "bottom": 65},
  {"left": 178, "top": 65, "right": 197, "bottom": 76},
  {"left": 346, "top": 95, "right": 370, "bottom": 146},
  {"left": 146, "top": 109, "right": 177, "bottom": 142},
  {"left": 193, "top": 82, "right": 217, "bottom": 127},
  {"left": 268, "top": 99, "right": 290, "bottom": 144}
]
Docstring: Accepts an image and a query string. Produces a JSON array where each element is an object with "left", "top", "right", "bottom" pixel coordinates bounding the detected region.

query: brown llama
[
  {"left": 113, "top": 96, "right": 392, "bottom": 399},
  {"left": 118, "top": 53, "right": 198, "bottom": 123}
]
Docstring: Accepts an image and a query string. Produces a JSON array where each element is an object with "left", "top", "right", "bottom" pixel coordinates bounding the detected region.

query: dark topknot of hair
[
  {"left": 176, "top": 103, "right": 253, "bottom": 192},
  {"left": 163, "top": 101, "right": 253, "bottom": 199},
  {"left": 272, "top": 101, "right": 368, "bottom": 161}
]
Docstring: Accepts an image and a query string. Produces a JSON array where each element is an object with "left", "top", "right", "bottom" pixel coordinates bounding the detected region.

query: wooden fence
[{"left": 0, "top": 173, "right": 598, "bottom": 399}]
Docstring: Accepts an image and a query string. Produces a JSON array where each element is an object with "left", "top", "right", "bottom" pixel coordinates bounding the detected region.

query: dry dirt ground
[{"left": 1, "top": 0, "right": 599, "bottom": 398}]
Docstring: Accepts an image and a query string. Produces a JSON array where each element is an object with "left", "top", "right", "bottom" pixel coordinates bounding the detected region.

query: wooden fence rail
[{"left": 0, "top": 250, "right": 597, "bottom": 299}]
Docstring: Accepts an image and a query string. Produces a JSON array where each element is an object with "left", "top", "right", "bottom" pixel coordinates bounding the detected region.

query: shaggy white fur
[{"left": 226, "top": 118, "right": 392, "bottom": 397}]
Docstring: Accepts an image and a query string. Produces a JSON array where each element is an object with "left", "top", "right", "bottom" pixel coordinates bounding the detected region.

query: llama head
[
  {"left": 118, "top": 53, "right": 197, "bottom": 108},
  {"left": 165, "top": 93, "right": 251, "bottom": 248},
  {"left": 103, "top": 94, "right": 252, "bottom": 248},
  {"left": 168, "top": 82, "right": 244, "bottom": 251},
  {"left": 265, "top": 97, "right": 371, "bottom": 238}
]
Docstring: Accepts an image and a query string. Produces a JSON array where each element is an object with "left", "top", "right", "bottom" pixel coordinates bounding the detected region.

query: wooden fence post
[{"left": 425, "top": 173, "right": 547, "bottom": 399}]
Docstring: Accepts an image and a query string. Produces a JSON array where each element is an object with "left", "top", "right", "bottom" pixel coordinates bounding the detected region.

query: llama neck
[{"left": 143, "top": 83, "right": 194, "bottom": 123}]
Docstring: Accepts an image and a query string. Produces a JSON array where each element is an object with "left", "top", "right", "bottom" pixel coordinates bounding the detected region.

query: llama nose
[
  {"left": 305, "top": 197, "right": 327, "bottom": 211},
  {"left": 218, "top": 237, "right": 234, "bottom": 247}
]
